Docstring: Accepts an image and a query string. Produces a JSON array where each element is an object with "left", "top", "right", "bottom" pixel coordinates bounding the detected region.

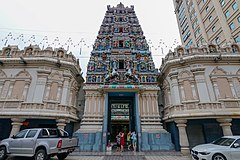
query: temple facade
[
  {"left": 158, "top": 43, "right": 240, "bottom": 154},
  {"left": 1, "top": 2, "right": 239, "bottom": 155},
  {"left": 0, "top": 45, "right": 83, "bottom": 140},
  {"left": 74, "top": 3, "right": 174, "bottom": 151}
]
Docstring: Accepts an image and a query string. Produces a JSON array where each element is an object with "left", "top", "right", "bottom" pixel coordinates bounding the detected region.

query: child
[
  {"left": 127, "top": 131, "right": 131, "bottom": 150},
  {"left": 116, "top": 132, "right": 121, "bottom": 152}
]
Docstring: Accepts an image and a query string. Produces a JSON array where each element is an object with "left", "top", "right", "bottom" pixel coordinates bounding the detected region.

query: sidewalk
[
  {"left": 67, "top": 151, "right": 191, "bottom": 160},
  {"left": 7, "top": 151, "right": 191, "bottom": 160}
]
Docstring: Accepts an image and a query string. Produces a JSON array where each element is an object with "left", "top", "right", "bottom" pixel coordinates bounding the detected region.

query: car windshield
[{"left": 212, "top": 138, "right": 235, "bottom": 146}]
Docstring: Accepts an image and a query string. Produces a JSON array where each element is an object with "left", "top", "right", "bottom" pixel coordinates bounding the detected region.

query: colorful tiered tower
[{"left": 75, "top": 3, "right": 174, "bottom": 152}]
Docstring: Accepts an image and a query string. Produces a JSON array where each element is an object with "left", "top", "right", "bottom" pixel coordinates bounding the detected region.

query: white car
[{"left": 191, "top": 136, "right": 240, "bottom": 160}]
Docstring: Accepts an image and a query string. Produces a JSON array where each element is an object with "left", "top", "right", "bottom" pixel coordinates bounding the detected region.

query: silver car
[
  {"left": 191, "top": 136, "right": 240, "bottom": 160},
  {"left": 0, "top": 128, "right": 78, "bottom": 160}
]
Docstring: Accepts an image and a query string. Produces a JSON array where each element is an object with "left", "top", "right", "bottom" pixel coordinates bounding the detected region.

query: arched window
[
  {"left": 69, "top": 80, "right": 78, "bottom": 106},
  {"left": 235, "top": 69, "right": 240, "bottom": 98},
  {"left": 11, "top": 70, "right": 32, "bottom": 100},
  {"left": 162, "top": 80, "right": 171, "bottom": 106},
  {"left": 209, "top": 44, "right": 217, "bottom": 53},
  {"left": 25, "top": 47, "right": 33, "bottom": 56},
  {"left": 45, "top": 71, "right": 63, "bottom": 102},
  {"left": 210, "top": 67, "right": 235, "bottom": 99},
  {"left": 178, "top": 70, "right": 198, "bottom": 102},
  {"left": 232, "top": 44, "right": 239, "bottom": 53},
  {"left": 0, "top": 70, "right": 8, "bottom": 99},
  {"left": 2, "top": 48, "right": 11, "bottom": 56}
]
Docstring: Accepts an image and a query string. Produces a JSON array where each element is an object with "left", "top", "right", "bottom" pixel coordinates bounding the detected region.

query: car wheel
[
  {"left": 57, "top": 153, "right": 69, "bottom": 160},
  {"left": 212, "top": 153, "right": 227, "bottom": 160},
  {"left": 0, "top": 146, "right": 7, "bottom": 160},
  {"left": 34, "top": 149, "right": 48, "bottom": 160}
]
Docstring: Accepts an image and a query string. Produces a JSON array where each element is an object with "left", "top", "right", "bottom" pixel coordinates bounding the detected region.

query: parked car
[
  {"left": 191, "top": 136, "right": 240, "bottom": 160},
  {"left": 0, "top": 128, "right": 78, "bottom": 160}
]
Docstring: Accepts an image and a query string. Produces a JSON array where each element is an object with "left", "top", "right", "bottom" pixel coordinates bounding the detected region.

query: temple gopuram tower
[{"left": 75, "top": 3, "right": 174, "bottom": 151}]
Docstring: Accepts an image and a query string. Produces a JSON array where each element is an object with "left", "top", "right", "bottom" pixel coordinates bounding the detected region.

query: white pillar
[
  {"left": 175, "top": 119, "right": 190, "bottom": 155},
  {"left": 56, "top": 119, "right": 67, "bottom": 130},
  {"left": 61, "top": 78, "right": 70, "bottom": 105},
  {"left": 170, "top": 72, "right": 181, "bottom": 105},
  {"left": 217, "top": 118, "right": 233, "bottom": 136},
  {"left": 10, "top": 118, "right": 25, "bottom": 137}
]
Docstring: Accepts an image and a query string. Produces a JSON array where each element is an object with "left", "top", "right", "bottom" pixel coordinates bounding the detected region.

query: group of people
[{"left": 116, "top": 131, "right": 137, "bottom": 152}]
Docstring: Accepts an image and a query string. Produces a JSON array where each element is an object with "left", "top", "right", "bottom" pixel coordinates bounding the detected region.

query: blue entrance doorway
[{"left": 108, "top": 93, "right": 135, "bottom": 143}]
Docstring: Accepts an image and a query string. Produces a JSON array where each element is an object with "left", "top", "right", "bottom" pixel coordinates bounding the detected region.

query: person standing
[
  {"left": 131, "top": 131, "right": 137, "bottom": 152},
  {"left": 120, "top": 131, "right": 125, "bottom": 152},
  {"left": 127, "top": 131, "right": 131, "bottom": 150},
  {"left": 116, "top": 132, "right": 121, "bottom": 152}
]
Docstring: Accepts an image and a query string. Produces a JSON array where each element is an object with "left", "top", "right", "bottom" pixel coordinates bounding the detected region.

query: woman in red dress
[{"left": 120, "top": 132, "right": 125, "bottom": 152}]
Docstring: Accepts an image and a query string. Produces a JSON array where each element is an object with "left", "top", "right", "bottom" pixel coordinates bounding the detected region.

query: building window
[
  {"left": 212, "top": 26, "right": 216, "bottom": 32},
  {"left": 178, "top": 8, "right": 186, "bottom": 20},
  {"left": 206, "top": 6, "right": 209, "bottom": 12},
  {"left": 225, "top": 11, "right": 230, "bottom": 18},
  {"left": 209, "top": 16, "right": 213, "bottom": 22},
  {"left": 186, "top": 39, "right": 193, "bottom": 48},
  {"left": 182, "top": 23, "right": 189, "bottom": 34},
  {"left": 215, "top": 37, "right": 220, "bottom": 44},
  {"left": 232, "top": 2, "right": 238, "bottom": 10},
  {"left": 229, "top": 22, "right": 235, "bottom": 30},
  {"left": 183, "top": 30, "right": 191, "bottom": 42},
  {"left": 235, "top": 36, "right": 240, "bottom": 43},
  {"left": 219, "top": 0, "right": 225, "bottom": 6},
  {"left": 194, "top": 28, "right": 200, "bottom": 38},
  {"left": 180, "top": 15, "right": 187, "bottom": 27}
]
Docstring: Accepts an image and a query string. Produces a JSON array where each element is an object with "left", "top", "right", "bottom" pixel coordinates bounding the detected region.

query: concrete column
[
  {"left": 148, "top": 94, "right": 153, "bottom": 115},
  {"left": 145, "top": 94, "right": 149, "bottom": 114},
  {"left": 89, "top": 94, "right": 94, "bottom": 114},
  {"left": 169, "top": 72, "right": 181, "bottom": 105},
  {"left": 175, "top": 119, "right": 190, "bottom": 155},
  {"left": 139, "top": 94, "right": 143, "bottom": 115},
  {"left": 56, "top": 119, "right": 67, "bottom": 130},
  {"left": 61, "top": 77, "right": 70, "bottom": 105},
  {"left": 135, "top": 93, "right": 141, "bottom": 151},
  {"left": 192, "top": 69, "right": 211, "bottom": 102},
  {"left": 142, "top": 94, "right": 146, "bottom": 115},
  {"left": 97, "top": 94, "right": 101, "bottom": 114},
  {"left": 93, "top": 94, "right": 96, "bottom": 114},
  {"left": 84, "top": 94, "right": 90, "bottom": 114},
  {"left": 100, "top": 94, "right": 104, "bottom": 115},
  {"left": 217, "top": 118, "right": 233, "bottom": 136},
  {"left": 151, "top": 94, "right": 155, "bottom": 114},
  {"left": 10, "top": 118, "right": 25, "bottom": 137},
  {"left": 154, "top": 94, "right": 159, "bottom": 115},
  {"left": 102, "top": 93, "right": 109, "bottom": 152}
]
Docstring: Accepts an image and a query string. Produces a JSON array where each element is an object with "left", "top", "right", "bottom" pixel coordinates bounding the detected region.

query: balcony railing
[
  {"left": 0, "top": 100, "right": 78, "bottom": 120},
  {"left": 163, "top": 99, "right": 240, "bottom": 120}
]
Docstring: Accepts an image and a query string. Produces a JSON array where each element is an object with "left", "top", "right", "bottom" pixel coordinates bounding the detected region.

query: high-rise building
[
  {"left": 74, "top": 3, "right": 174, "bottom": 152},
  {"left": 173, "top": 0, "right": 240, "bottom": 48}
]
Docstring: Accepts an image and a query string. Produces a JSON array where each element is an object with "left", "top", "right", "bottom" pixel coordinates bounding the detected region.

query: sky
[{"left": 0, "top": 0, "right": 180, "bottom": 78}]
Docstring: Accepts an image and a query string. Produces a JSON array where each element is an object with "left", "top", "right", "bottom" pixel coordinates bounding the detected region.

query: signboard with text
[{"left": 111, "top": 103, "right": 129, "bottom": 120}]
